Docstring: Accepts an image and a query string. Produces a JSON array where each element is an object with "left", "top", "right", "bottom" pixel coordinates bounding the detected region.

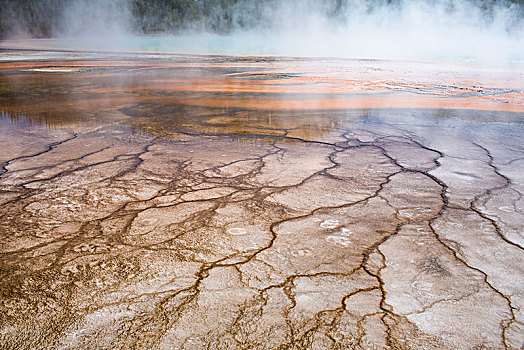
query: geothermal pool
[{"left": 0, "top": 48, "right": 523, "bottom": 349}]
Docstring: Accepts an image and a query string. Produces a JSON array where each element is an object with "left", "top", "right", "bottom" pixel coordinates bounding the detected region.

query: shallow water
[{"left": 0, "top": 48, "right": 523, "bottom": 349}]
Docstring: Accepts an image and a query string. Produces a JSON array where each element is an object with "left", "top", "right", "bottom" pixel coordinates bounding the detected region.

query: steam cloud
[{"left": 2, "top": 0, "right": 523, "bottom": 64}]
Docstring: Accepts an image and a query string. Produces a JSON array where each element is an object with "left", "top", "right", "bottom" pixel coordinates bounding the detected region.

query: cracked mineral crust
[{"left": 0, "top": 50, "right": 523, "bottom": 349}]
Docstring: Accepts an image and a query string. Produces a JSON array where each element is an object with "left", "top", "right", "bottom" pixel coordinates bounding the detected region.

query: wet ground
[{"left": 0, "top": 48, "right": 523, "bottom": 349}]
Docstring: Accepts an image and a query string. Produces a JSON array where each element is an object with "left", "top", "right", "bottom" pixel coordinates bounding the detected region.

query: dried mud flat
[{"left": 0, "top": 49, "right": 523, "bottom": 349}]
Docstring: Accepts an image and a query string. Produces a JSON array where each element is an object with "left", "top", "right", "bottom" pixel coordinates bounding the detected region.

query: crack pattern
[{"left": 1, "top": 54, "right": 523, "bottom": 350}]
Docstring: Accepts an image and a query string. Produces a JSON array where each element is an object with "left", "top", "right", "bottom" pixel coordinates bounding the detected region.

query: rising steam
[{"left": 2, "top": 0, "right": 523, "bottom": 64}]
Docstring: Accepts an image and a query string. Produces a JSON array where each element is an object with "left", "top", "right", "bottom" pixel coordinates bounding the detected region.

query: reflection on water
[{"left": 0, "top": 49, "right": 523, "bottom": 142}]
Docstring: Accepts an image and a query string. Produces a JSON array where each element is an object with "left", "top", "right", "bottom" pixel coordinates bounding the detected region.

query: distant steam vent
[{"left": 1, "top": 0, "right": 523, "bottom": 62}]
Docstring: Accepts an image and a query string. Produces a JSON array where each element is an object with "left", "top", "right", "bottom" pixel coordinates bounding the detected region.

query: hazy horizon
[{"left": 1, "top": 0, "right": 523, "bottom": 64}]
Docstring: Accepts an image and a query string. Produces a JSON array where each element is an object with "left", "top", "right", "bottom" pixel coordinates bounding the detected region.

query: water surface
[{"left": 1, "top": 48, "right": 523, "bottom": 349}]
